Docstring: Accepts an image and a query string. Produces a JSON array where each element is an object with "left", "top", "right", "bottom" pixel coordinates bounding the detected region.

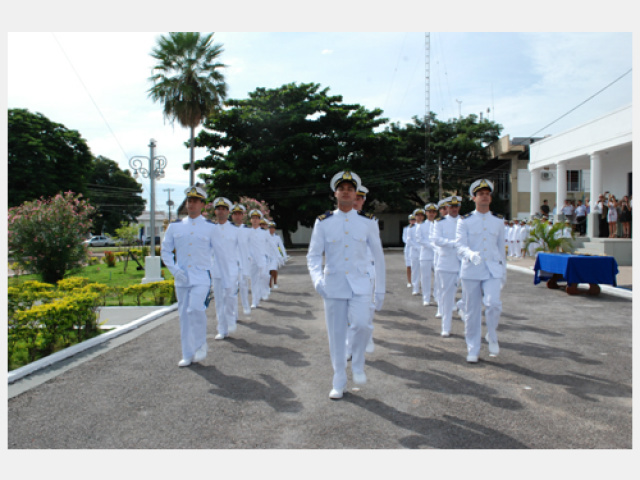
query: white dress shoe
[
  {"left": 178, "top": 358, "right": 192, "bottom": 367},
  {"left": 250, "top": 304, "right": 257, "bottom": 309},
  {"left": 485, "top": 334, "right": 500, "bottom": 356},
  {"left": 466, "top": 355, "right": 479, "bottom": 363},
  {"left": 423, "top": 301, "right": 430, "bottom": 306},
  {"left": 329, "top": 388, "right": 346, "bottom": 400},
  {"left": 441, "top": 331, "right": 450, "bottom": 337},
  {"left": 272, "top": 284, "right": 279, "bottom": 289},
  {"left": 352, "top": 371, "right": 367, "bottom": 385},
  {"left": 407, "top": 283, "right": 412, "bottom": 288},
  {"left": 214, "top": 333, "right": 226, "bottom": 340},
  {"left": 412, "top": 292, "right": 420, "bottom": 296},
  {"left": 435, "top": 312, "right": 442, "bottom": 318}
]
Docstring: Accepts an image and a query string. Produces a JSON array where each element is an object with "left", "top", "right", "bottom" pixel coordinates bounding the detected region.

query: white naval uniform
[
  {"left": 307, "top": 208, "right": 385, "bottom": 391},
  {"left": 417, "top": 219, "right": 436, "bottom": 304},
  {"left": 211, "top": 221, "right": 249, "bottom": 337},
  {"left": 402, "top": 225, "right": 412, "bottom": 268},
  {"left": 161, "top": 215, "right": 221, "bottom": 362},
  {"left": 407, "top": 223, "right": 421, "bottom": 294},
  {"left": 456, "top": 210, "right": 506, "bottom": 358},
  {"left": 247, "top": 226, "right": 277, "bottom": 307},
  {"left": 234, "top": 224, "right": 252, "bottom": 315},
  {"left": 432, "top": 215, "right": 462, "bottom": 334},
  {"left": 268, "top": 232, "right": 286, "bottom": 270}
]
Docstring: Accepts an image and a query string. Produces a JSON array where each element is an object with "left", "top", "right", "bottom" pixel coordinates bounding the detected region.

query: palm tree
[
  {"left": 524, "top": 218, "right": 576, "bottom": 254},
  {"left": 148, "top": 32, "right": 227, "bottom": 186}
]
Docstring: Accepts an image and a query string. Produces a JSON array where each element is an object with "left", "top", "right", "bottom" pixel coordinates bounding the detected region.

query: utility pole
[{"left": 164, "top": 188, "right": 174, "bottom": 222}]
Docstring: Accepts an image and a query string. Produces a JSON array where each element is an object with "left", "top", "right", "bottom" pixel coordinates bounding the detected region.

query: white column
[
  {"left": 556, "top": 161, "right": 567, "bottom": 219},
  {"left": 588, "top": 152, "right": 603, "bottom": 238},
  {"left": 530, "top": 168, "right": 540, "bottom": 217}
]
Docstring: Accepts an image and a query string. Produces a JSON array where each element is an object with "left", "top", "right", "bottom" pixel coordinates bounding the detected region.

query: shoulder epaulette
[
  {"left": 317, "top": 211, "right": 333, "bottom": 221},
  {"left": 460, "top": 213, "right": 473, "bottom": 220},
  {"left": 358, "top": 210, "right": 376, "bottom": 221},
  {"left": 172, "top": 219, "right": 181, "bottom": 223},
  {"left": 436, "top": 217, "right": 445, "bottom": 222},
  {"left": 492, "top": 212, "right": 504, "bottom": 219},
  {"left": 206, "top": 219, "right": 216, "bottom": 224}
]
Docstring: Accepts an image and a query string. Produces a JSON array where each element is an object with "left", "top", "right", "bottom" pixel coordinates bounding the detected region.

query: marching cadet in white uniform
[
  {"left": 210, "top": 197, "right": 249, "bottom": 340},
  {"left": 267, "top": 221, "right": 286, "bottom": 289},
  {"left": 403, "top": 215, "right": 416, "bottom": 288},
  {"left": 433, "top": 200, "right": 448, "bottom": 316},
  {"left": 417, "top": 204, "right": 437, "bottom": 306},
  {"left": 307, "top": 171, "right": 385, "bottom": 400},
  {"left": 346, "top": 185, "right": 377, "bottom": 358},
  {"left": 231, "top": 204, "right": 252, "bottom": 316},
  {"left": 432, "top": 196, "right": 462, "bottom": 336},
  {"left": 408, "top": 208, "right": 425, "bottom": 296},
  {"left": 247, "top": 210, "right": 279, "bottom": 308},
  {"left": 456, "top": 179, "right": 506, "bottom": 363},
  {"left": 161, "top": 186, "right": 223, "bottom": 367}
]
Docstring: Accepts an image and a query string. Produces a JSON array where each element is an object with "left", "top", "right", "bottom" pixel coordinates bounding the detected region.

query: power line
[
  {"left": 528, "top": 68, "right": 632, "bottom": 137},
  {"left": 51, "top": 33, "right": 131, "bottom": 161}
]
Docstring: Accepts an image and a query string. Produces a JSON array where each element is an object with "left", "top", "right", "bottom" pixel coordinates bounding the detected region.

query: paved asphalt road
[{"left": 7, "top": 251, "right": 633, "bottom": 459}]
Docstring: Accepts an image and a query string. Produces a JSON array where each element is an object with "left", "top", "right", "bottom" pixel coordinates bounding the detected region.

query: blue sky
[{"left": 6, "top": 30, "right": 634, "bottom": 214}]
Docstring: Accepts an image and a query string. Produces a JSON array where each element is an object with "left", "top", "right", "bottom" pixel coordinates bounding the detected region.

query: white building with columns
[{"left": 528, "top": 105, "right": 632, "bottom": 237}]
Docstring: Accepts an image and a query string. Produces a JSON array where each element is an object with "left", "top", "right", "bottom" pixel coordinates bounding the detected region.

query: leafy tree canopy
[
  {"left": 8, "top": 108, "right": 94, "bottom": 207},
  {"left": 86, "top": 156, "right": 146, "bottom": 235},
  {"left": 194, "top": 82, "right": 405, "bottom": 245}
]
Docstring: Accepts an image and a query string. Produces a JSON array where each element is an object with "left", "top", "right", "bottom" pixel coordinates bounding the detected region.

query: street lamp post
[{"left": 129, "top": 138, "right": 167, "bottom": 284}]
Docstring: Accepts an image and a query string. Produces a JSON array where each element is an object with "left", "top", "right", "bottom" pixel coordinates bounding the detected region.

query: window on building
[{"left": 567, "top": 170, "right": 583, "bottom": 192}]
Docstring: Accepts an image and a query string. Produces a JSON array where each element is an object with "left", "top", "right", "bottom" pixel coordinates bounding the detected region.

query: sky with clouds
[{"left": 6, "top": 30, "right": 633, "bottom": 214}]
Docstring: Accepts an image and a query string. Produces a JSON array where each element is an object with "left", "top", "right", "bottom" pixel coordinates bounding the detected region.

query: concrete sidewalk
[{"left": 7, "top": 251, "right": 633, "bottom": 454}]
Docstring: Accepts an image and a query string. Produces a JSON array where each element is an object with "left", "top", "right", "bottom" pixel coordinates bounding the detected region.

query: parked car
[
  {"left": 83, "top": 235, "right": 115, "bottom": 247},
  {"left": 144, "top": 236, "right": 161, "bottom": 245}
]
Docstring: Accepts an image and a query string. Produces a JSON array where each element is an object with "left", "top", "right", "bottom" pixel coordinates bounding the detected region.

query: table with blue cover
[{"left": 533, "top": 253, "right": 619, "bottom": 295}]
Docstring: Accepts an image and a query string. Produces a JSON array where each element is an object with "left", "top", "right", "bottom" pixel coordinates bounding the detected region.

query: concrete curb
[
  {"left": 507, "top": 264, "right": 633, "bottom": 300},
  {"left": 8, "top": 303, "right": 179, "bottom": 384}
]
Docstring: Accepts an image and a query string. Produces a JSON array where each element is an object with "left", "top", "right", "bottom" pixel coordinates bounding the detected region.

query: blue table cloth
[{"left": 533, "top": 253, "right": 618, "bottom": 286}]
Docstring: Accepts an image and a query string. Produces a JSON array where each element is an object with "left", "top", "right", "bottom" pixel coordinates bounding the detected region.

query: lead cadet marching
[
  {"left": 455, "top": 179, "right": 506, "bottom": 363},
  {"left": 210, "top": 197, "right": 249, "bottom": 340},
  {"left": 307, "top": 171, "right": 385, "bottom": 400},
  {"left": 431, "top": 195, "right": 463, "bottom": 337},
  {"left": 161, "top": 186, "right": 226, "bottom": 367}
]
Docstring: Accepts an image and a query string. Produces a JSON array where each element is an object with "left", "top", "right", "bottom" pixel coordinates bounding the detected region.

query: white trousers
[
  {"left": 249, "top": 261, "right": 267, "bottom": 306},
  {"left": 237, "top": 273, "right": 250, "bottom": 312},
  {"left": 461, "top": 277, "right": 502, "bottom": 357},
  {"left": 438, "top": 271, "right": 459, "bottom": 334},
  {"left": 212, "top": 277, "right": 236, "bottom": 336},
  {"left": 323, "top": 295, "right": 372, "bottom": 390},
  {"left": 410, "top": 254, "right": 421, "bottom": 293},
  {"left": 346, "top": 277, "right": 375, "bottom": 357},
  {"left": 175, "top": 285, "right": 210, "bottom": 361},
  {"left": 419, "top": 259, "right": 434, "bottom": 302}
]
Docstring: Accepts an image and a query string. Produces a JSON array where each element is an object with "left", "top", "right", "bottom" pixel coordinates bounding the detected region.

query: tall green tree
[
  {"left": 193, "top": 82, "right": 399, "bottom": 246},
  {"left": 85, "top": 156, "right": 145, "bottom": 235},
  {"left": 382, "top": 113, "right": 503, "bottom": 208},
  {"left": 8, "top": 108, "right": 94, "bottom": 207},
  {"left": 147, "top": 32, "right": 227, "bottom": 186}
]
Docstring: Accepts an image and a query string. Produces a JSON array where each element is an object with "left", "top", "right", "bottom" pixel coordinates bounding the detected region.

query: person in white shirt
[
  {"left": 432, "top": 195, "right": 462, "bottom": 337},
  {"left": 161, "top": 186, "right": 223, "bottom": 367},
  {"left": 433, "top": 200, "right": 448, "bottom": 316},
  {"left": 456, "top": 179, "right": 506, "bottom": 364},
  {"left": 574, "top": 200, "right": 587, "bottom": 236},
  {"left": 402, "top": 215, "right": 416, "bottom": 288},
  {"left": 408, "top": 208, "right": 425, "bottom": 296},
  {"left": 210, "top": 197, "right": 249, "bottom": 340},
  {"left": 267, "top": 221, "right": 286, "bottom": 289},
  {"left": 417, "top": 203, "right": 437, "bottom": 306},
  {"left": 230, "top": 204, "right": 252, "bottom": 316},
  {"left": 307, "top": 171, "right": 385, "bottom": 400},
  {"left": 247, "top": 210, "right": 279, "bottom": 309}
]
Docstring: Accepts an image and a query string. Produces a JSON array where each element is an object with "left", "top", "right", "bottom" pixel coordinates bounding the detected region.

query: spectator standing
[
  {"left": 619, "top": 196, "right": 631, "bottom": 238},
  {"left": 540, "top": 199, "right": 550, "bottom": 217},
  {"left": 607, "top": 194, "right": 618, "bottom": 238},
  {"left": 574, "top": 200, "right": 587, "bottom": 236}
]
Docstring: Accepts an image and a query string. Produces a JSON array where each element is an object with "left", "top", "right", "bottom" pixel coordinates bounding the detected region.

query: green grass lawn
[{"left": 9, "top": 258, "right": 175, "bottom": 307}]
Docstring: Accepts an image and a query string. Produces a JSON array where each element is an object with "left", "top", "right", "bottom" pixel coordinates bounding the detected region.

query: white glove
[
  {"left": 374, "top": 293, "right": 385, "bottom": 311},
  {"left": 314, "top": 278, "right": 328, "bottom": 299},
  {"left": 173, "top": 269, "right": 188, "bottom": 284},
  {"left": 469, "top": 252, "right": 482, "bottom": 265}
]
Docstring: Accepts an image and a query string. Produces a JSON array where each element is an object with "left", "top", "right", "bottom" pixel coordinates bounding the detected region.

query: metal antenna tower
[{"left": 424, "top": 32, "right": 432, "bottom": 197}]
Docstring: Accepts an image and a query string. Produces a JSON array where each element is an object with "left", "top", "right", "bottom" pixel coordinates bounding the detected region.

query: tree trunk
[{"left": 189, "top": 126, "right": 195, "bottom": 186}]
